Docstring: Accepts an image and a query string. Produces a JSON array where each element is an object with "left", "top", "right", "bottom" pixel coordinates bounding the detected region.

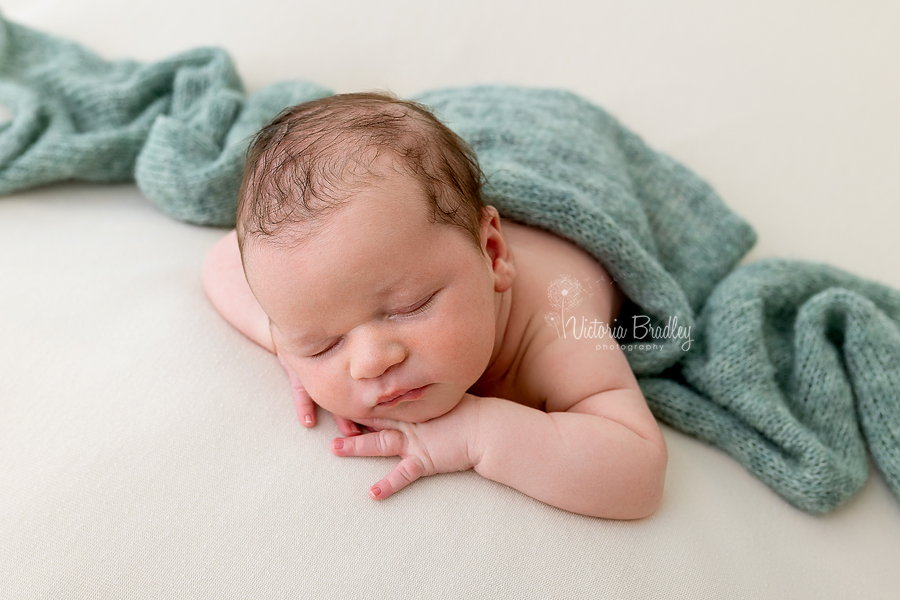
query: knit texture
[
  {"left": 0, "top": 15, "right": 330, "bottom": 224},
  {"left": 2, "top": 13, "right": 898, "bottom": 513}
]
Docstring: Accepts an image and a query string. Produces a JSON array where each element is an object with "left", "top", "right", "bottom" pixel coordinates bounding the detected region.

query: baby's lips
[{"left": 376, "top": 384, "right": 432, "bottom": 407}]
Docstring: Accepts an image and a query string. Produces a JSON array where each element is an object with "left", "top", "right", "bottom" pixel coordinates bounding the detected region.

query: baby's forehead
[{"left": 243, "top": 189, "right": 431, "bottom": 259}]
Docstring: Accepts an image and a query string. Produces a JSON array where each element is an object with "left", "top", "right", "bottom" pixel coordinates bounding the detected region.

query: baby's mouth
[{"left": 376, "top": 385, "right": 431, "bottom": 407}]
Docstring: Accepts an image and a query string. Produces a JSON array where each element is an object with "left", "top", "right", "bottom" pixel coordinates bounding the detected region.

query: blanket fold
[
  {"left": 643, "top": 260, "right": 900, "bottom": 511},
  {"left": 2, "top": 12, "right": 897, "bottom": 513}
]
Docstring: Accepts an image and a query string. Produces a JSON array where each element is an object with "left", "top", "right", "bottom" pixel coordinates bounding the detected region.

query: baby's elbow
[
  {"left": 626, "top": 437, "right": 668, "bottom": 520},
  {"left": 582, "top": 435, "right": 667, "bottom": 520}
]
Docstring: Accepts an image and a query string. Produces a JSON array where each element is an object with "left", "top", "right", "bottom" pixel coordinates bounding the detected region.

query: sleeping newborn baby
[{"left": 202, "top": 92, "right": 667, "bottom": 519}]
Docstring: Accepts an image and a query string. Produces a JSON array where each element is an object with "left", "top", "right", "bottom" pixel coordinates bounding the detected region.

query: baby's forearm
[
  {"left": 470, "top": 394, "right": 667, "bottom": 519},
  {"left": 202, "top": 231, "right": 274, "bottom": 352}
]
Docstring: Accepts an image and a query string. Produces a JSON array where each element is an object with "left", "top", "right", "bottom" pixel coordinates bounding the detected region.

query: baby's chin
[
  {"left": 389, "top": 404, "right": 454, "bottom": 424},
  {"left": 330, "top": 404, "right": 451, "bottom": 425},
  {"left": 376, "top": 398, "right": 458, "bottom": 423}
]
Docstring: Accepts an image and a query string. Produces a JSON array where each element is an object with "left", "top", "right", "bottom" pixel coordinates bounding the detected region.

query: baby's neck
[
  {"left": 486, "top": 284, "right": 514, "bottom": 378},
  {"left": 470, "top": 234, "right": 527, "bottom": 400}
]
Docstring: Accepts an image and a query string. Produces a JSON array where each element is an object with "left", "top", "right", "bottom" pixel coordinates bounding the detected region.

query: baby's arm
[
  {"left": 202, "top": 230, "right": 274, "bottom": 352},
  {"left": 472, "top": 393, "right": 665, "bottom": 518},
  {"left": 472, "top": 339, "right": 666, "bottom": 519},
  {"left": 335, "top": 340, "right": 666, "bottom": 519}
]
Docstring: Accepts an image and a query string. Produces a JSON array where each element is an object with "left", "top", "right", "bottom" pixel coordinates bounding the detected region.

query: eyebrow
[
  {"left": 270, "top": 319, "right": 327, "bottom": 352},
  {"left": 289, "top": 330, "right": 335, "bottom": 349}
]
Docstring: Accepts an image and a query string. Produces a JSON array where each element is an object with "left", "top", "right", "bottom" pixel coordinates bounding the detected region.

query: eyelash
[
  {"left": 308, "top": 292, "right": 438, "bottom": 359},
  {"left": 390, "top": 292, "right": 438, "bottom": 320},
  {"left": 310, "top": 338, "right": 342, "bottom": 359}
]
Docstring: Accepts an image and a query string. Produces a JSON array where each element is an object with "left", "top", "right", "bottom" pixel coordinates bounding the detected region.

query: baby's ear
[{"left": 480, "top": 206, "right": 515, "bottom": 293}]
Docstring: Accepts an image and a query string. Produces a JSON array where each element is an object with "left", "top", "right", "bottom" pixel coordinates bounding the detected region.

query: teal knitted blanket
[{"left": 3, "top": 14, "right": 898, "bottom": 514}]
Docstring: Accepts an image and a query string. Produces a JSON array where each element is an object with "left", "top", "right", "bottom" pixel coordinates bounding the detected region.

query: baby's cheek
[
  {"left": 443, "top": 297, "right": 496, "bottom": 380},
  {"left": 296, "top": 368, "right": 350, "bottom": 417},
  {"left": 313, "top": 393, "right": 365, "bottom": 422}
]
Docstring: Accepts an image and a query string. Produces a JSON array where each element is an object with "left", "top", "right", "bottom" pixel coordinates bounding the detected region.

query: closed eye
[
  {"left": 309, "top": 337, "right": 343, "bottom": 359},
  {"left": 308, "top": 291, "right": 438, "bottom": 357},
  {"left": 390, "top": 291, "right": 438, "bottom": 319}
]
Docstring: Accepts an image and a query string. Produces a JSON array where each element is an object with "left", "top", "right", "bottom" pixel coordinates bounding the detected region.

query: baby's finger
[
  {"left": 369, "top": 457, "right": 424, "bottom": 500},
  {"left": 292, "top": 384, "right": 317, "bottom": 427},
  {"left": 333, "top": 415, "right": 362, "bottom": 437},
  {"left": 277, "top": 352, "right": 317, "bottom": 427},
  {"left": 331, "top": 429, "right": 406, "bottom": 457}
]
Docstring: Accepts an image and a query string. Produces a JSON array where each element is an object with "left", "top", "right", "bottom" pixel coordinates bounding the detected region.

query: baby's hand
[
  {"left": 276, "top": 350, "right": 361, "bottom": 437},
  {"left": 330, "top": 394, "right": 482, "bottom": 500}
]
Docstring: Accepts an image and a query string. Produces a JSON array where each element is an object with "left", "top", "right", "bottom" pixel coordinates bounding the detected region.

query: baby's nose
[{"left": 348, "top": 335, "right": 407, "bottom": 380}]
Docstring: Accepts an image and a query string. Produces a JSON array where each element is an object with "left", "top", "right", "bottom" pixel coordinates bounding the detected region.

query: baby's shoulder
[
  {"left": 477, "top": 221, "right": 625, "bottom": 410},
  {"left": 503, "top": 221, "right": 621, "bottom": 323}
]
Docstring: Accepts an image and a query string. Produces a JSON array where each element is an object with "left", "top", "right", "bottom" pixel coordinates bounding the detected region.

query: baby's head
[
  {"left": 236, "top": 93, "right": 514, "bottom": 423},
  {"left": 236, "top": 92, "right": 484, "bottom": 250}
]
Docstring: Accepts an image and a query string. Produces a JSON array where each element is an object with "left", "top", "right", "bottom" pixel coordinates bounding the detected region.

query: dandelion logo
[
  {"left": 545, "top": 275, "right": 584, "bottom": 338},
  {"left": 544, "top": 312, "right": 562, "bottom": 338}
]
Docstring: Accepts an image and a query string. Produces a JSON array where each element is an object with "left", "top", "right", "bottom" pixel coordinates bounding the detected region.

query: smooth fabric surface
[{"left": 2, "top": 0, "right": 899, "bottom": 598}]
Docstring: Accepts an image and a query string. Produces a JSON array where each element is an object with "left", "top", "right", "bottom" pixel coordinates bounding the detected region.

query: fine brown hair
[{"left": 236, "top": 92, "right": 485, "bottom": 250}]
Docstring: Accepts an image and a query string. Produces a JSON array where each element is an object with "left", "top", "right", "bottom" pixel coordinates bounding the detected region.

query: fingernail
[
  {"left": 349, "top": 423, "right": 360, "bottom": 434},
  {"left": 370, "top": 486, "right": 382, "bottom": 499},
  {"left": 332, "top": 439, "right": 344, "bottom": 450},
  {"left": 304, "top": 415, "right": 313, "bottom": 426}
]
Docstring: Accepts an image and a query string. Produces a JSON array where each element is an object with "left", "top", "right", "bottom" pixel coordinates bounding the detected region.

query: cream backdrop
[{"left": 2, "top": 0, "right": 899, "bottom": 598}]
